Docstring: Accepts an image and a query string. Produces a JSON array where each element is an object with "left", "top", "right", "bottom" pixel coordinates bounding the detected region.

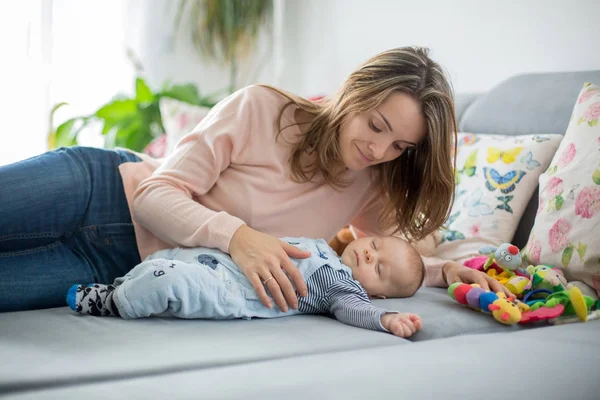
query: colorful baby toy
[
  {"left": 479, "top": 242, "right": 524, "bottom": 274},
  {"left": 447, "top": 282, "right": 594, "bottom": 326},
  {"left": 453, "top": 240, "right": 598, "bottom": 325},
  {"left": 463, "top": 242, "right": 531, "bottom": 287},
  {"left": 448, "top": 283, "right": 524, "bottom": 325}
]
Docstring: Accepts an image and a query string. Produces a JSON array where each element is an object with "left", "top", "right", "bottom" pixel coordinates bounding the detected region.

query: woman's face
[{"left": 338, "top": 91, "right": 427, "bottom": 171}]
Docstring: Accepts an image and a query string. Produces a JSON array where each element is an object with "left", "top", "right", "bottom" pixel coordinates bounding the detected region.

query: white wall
[
  {"left": 3, "top": 0, "right": 599, "bottom": 165},
  {"left": 278, "top": 0, "right": 600, "bottom": 97},
  {"left": 122, "top": 0, "right": 600, "bottom": 98},
  {"left": 124, "top": 0, "right": 277, "bottom": 96}
]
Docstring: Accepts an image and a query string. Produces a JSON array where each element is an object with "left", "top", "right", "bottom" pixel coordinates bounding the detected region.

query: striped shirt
[
  {"left": 284, "top": 237, "right": 392, "bottom": 332},
  {"left": 298, "top": 265, "right": 389, "bottom": 332}
]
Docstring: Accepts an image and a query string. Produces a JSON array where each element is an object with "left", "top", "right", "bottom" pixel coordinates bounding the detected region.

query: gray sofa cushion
[
  {"left": 374, "top": 287, "right": 532, "bottom": 341},
  {"left": 454, "top": 92, "right": 480, "bottom": 124},
  {"left": 6, "top": 320, "right": 598, "bottom": 400},
  {"left": 0, "top": 306, "right": 407, "bottom": 395},
  {"left": 459, "top": 70, "right": 600, "bottom": 135},
  {"left": 0, "top": 287, "right": 538, "bottom": 395}
]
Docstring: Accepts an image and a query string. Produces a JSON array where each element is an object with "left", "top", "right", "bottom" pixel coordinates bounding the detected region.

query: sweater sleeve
[
  {"left": 350, "top": 193, "right": 448, "bottom": 288},
  {"left": 325, "top": 279, "right": 390, "bottom": 333},
  {"left": 131, "top": 86, "right": 260, "bottom": 253}
]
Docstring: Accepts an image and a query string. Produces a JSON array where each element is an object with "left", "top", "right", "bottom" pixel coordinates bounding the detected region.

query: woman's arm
[
  {"left": 132, "top": 86, "right": 309, "bottom": 310},
  {"left": 421, "top": 255, "right": 448, "bottom": 287},
  {"left": 132, "top": 87, "right": 255, "bottom": 253}
]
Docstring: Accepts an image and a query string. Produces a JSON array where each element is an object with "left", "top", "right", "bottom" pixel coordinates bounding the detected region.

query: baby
[{"left": 67, "top": 235, "right": 425, "bottom": 338}]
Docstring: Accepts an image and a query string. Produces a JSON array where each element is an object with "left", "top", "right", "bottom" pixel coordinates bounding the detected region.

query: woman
[{"left": 0, "top": 46, "right": 509, "bottom": 312}]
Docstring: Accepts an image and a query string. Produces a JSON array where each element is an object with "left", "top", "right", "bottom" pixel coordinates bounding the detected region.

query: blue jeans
[{"left": 0, "top": 146, "right": 142, "bottom": 312}]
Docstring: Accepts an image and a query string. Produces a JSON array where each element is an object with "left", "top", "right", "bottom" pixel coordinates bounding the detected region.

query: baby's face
[{"left": 340, "top": 236, "right": 417, "bottom": 298}]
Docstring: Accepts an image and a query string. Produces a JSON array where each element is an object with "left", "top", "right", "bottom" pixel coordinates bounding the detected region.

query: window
[{"left": 0, "top": 0, "right": 133, "bottom": 166}]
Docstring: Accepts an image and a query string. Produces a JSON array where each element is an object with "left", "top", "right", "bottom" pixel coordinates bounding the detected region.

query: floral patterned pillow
[
  {"left": 433, "top": 133, "right": 563, "bottom": 264},
  {"left": 522, "top": 83, "right": 600, "bottom": 295},
  {"left": 159, "top": 98, "right": 212, "bottom": 156}
]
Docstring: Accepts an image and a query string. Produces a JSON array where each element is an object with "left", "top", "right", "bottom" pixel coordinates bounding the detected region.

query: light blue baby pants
[{"left": 112, "top": 247, "right": 299, "bottom": 320}]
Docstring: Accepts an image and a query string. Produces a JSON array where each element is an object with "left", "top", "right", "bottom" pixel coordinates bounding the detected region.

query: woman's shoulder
[
  {"left": 198, "top": 85, "right": 298, "bottom": 135},
  {"left": 233, "top": 84, "right": 295, "bottom": 110},
  {"left": 231, "top": 85, "right": 304, "bottom": 133}
]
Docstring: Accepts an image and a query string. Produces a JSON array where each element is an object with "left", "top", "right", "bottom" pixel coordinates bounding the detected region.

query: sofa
[{"left": 2, "top": 70, "right": 600, "bottom": 400}]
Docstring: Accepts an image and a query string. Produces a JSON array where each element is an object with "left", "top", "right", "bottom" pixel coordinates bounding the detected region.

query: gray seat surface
[
  {"left": 459, "top": 70, "right": 600, "bottom": 135},
  {"left": 4, "top": 320, "right": 598, "bottom": 400},
  {"left": 0, "top": 306, "right": 406, "bottom": 395},
  {"left": 374, "top": 287, "right": 536, "bottom": 341},
  {"left": 0, "top": 287, "right": 542, "bottom": 396}
]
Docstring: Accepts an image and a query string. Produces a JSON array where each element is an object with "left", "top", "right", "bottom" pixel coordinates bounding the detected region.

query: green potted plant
[
  {"left": 175, "top": 0, "right": 273, "bottom": 93},
  {"left": 49, "top": 77, "right": 218, "bottom": 152}
]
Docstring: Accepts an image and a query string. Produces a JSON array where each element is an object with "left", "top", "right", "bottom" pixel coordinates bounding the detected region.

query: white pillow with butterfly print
[{"left": 433, "top": 133, "right": 563, "bottom": 264}]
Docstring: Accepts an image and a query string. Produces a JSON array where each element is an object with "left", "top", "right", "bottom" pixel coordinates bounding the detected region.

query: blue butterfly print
[
  {"left": 520, "top": 151, "right": 541, "bottom": 170},
  {"left": 445, "top": 211, "right": 460, "bottom": 226},
  {"left": 440, "top": 212, "right": 465, "bottom": 243},
  {"left": 442, "top": 230, "right": 466, "bottom": 242},
  {"left": 463, "top": 188, "right": 494, "bottom": 217},
  {"left": 483, "top": 167, "right": 526, "bottom": 194},
  {"left": 197, "top": 254, "right": 220, "bottom": 270},
  {"left": 496, "top": 195, "right": 514, "bottom": 214},
  {"left": 533, "top": 135, "right": 550, "bottom": 143}
]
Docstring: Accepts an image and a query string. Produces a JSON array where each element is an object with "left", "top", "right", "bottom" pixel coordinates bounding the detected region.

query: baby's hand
[{"left": 381, "top": 313, "right": 422, "bottom": 338}]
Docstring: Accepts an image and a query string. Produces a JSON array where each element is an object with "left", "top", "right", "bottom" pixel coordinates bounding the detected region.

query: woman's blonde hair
[{"left": 260, "top": 46, "right": 457, "bottom": 241}]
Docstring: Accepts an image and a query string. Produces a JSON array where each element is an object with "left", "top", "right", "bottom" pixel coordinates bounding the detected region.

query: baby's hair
[
  {"left": 407, "top": 244, "right": 426, "bottom": 297},
  {"left": 414, "top": 254, "right": 426, "bottom": 292},
  {"left": 390, "top": 236, "right": 426, "bottom": 298}
]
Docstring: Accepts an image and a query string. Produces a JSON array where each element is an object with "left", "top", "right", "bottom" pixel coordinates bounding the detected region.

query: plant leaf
[
  {"left": 555, "top": 194, "right": 564, "bottom": 210},
  {"left": 95, "top": 99, "right": 138, "bottom": 122},
  {"left": 111, "top": 118, "right": 140, "bottom": 149},
  {"left": 562, "top": 245, "right": 574, "bottom": 267},
  {"left": 101, "top": 119, "right": 118, "bottom": 136},
  {"left": 177, "top": 0, "right": 273, "bottom": 90},
  {"left": 109, "top": 116, "right": 154, "bottom": 152},
  {"left": 454, "top": 170, "right": 461, "bottom": 185},
  {"left": 54, "top": 118, "right": 81, "bottom": 148},
  {"left": 162, "top": 83, "right": 202, "bottom": 105},
  {"left": 464, "top": 149, "right": 478, "bottom": 171},
  {"left": 589, "top": 119, "right": 598, "bottom": 127},
  {"left": 593, "top": 169, "right": 600, "bottom": 185},
  {"left": 577, "top": 242, "right": 588, "bottom": 260},
  {"left": 48, "top": 102, "right": 70, "bottom": 148},
  {"left": 135, "top": 77, "right": 154, "bottom": 103},
  {"left": 546, "top": 197, "right": 556, "bottom": 212}
]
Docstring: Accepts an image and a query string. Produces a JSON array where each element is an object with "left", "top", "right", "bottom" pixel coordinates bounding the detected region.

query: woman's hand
[
  {"left": 442, "top": 261, "right": 513, "bottom": 297},
  {"left": 229, "top": 225, "right": 310, "bottom": 312}
]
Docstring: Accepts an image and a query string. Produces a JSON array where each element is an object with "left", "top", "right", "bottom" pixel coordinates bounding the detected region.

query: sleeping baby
[{"left": 67, "top": 235, "right": 425, "bottom": 338}]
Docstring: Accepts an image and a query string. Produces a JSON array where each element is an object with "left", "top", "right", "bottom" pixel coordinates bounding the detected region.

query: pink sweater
[{"left": 118, "top": 85, "right": 448, "bottom": 287}]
